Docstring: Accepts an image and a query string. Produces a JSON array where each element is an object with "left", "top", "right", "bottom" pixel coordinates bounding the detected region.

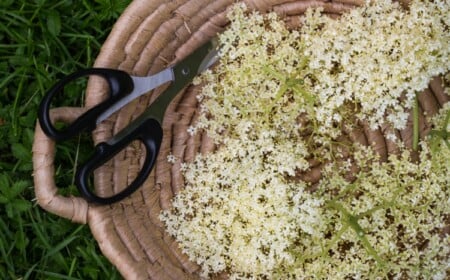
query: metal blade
[
  {"left": 96, "top": 38, "right": 220, "bottom": 125},
  {"left": 138, "top": 40, "right": 218, "bottom": 124},
  {"left": 198, "top": 49, "right": 220, "bottom": 74},
  {"left": 96, "top": 68, "right": 174, "bottom": 124}
]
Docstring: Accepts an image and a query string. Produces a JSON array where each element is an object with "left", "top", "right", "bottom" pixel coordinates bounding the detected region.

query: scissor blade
[
  {"left": 198, "top": 47, "right": 220, "bottom": 74},
  {"left": 97, "top": 38, "right": 220, "bottom": 126},
  {"left": 96, "top": 68, "right": 174, "bottom": 124},
  {"left": 143, "top": 40, "right": 220, "bottom": 123}
]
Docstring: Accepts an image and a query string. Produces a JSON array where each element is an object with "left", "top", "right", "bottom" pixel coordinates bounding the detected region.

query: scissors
[{"left": 38, "top": 39, "right": 220, "bottom": 204}]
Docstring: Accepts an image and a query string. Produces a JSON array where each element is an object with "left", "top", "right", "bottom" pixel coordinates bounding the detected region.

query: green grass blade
[{"left": 0, "top": 1, "right": 131, "bottom": 278}]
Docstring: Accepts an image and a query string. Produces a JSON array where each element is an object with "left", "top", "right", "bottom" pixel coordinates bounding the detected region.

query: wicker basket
[{"left": 32, "top": 0, "right": 449, "bottom": 279}]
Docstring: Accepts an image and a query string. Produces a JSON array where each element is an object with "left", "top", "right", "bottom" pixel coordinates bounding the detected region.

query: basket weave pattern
[{"left": 32, "top": 0, "right": 449, "bottom": 279}]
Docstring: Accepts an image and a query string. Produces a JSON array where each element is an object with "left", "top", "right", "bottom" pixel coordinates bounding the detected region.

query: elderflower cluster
[
  {"left": 160, "top": 1, "right": 450, "bottom": 279},
  {"left": 161, "top": 138, "right": 325, "bottom": 277},
  {"left": 306, "top": 125, "right": 450, "bottom": 279},
  {"left": 302, "top": 0, "right": 449, "bottom": 130},
  {"left": 195, "top": 4, "right": 314, "bottom": 144},
  {"left": 161, "top": 6, "right": 325, "bottom": 277}
]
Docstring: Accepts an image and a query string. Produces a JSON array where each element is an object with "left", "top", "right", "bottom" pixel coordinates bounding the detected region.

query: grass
[{"left": 0, "top": 0, "right": 131, "bottom": 279}]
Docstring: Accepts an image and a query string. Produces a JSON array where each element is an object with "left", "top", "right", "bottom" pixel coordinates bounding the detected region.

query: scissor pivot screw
[{"left": 181, "top": 67, "right": 190, "bottom": 76}]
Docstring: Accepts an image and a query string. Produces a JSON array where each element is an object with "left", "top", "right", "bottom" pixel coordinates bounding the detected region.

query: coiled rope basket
[{"left": 32, "top": 0, "right": 448, "bottom": 279}]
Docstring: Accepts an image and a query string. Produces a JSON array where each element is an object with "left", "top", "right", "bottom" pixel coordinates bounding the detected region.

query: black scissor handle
[
  {"left": 38, "top": 68, "right": 134, "bottom": 141},
  {"left": 75, "top": 118, "right": 163, "bottom": 204}
]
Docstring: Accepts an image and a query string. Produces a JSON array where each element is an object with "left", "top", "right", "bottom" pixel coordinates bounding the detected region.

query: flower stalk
[{"left": 413, "top": 93, "right": 420, "bottom": 151}]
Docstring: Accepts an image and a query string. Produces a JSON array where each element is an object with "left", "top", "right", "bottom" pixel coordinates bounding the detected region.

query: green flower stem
[
  {"left": 357, "top": 203, "right": 389, "bottom": 219},
  {"left": 357, "top": 184, "right": 403, "bottom": 219},
  {"left": 413, "top": 93, "right": 419, "bottom": 151},
  {"left": 429, "top": 110, "right": 450, "bottom": 151},
  {"left": 335, "top": 182, "right": 359, "bottom": 200},
  {"left": 292, "top": 84, "right": 315, "bottom": 105},
  {"left": 291, "top": 223, "right": 350, "bottom": 265},
  {"left": 320, "top": 223, "right": 349, "bottom": 258},
  {"left": 326, "top": 200, "right": 385, "bottom": 266}
]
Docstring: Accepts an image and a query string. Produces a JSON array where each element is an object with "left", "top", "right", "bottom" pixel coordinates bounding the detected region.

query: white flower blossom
[
  {"left": 160, "top": 1, "right": 450, "bottom": 278},
  {"left": 166, "top": 153, "right": 177, "bottom": 164}
]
